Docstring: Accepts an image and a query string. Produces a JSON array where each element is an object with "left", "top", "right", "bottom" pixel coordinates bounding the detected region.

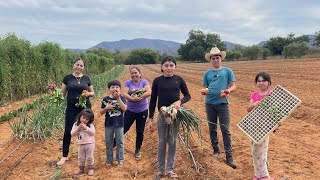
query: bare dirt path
[{"left": 0, "top": 59, "right": 319, "bottom": 179}]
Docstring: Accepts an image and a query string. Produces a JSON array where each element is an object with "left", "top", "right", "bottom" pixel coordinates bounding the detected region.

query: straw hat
[{"left": 205, "top": 47, "right": 226, "bottom": 61}]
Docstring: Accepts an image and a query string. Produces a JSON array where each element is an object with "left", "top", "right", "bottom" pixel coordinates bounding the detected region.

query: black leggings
[
  {"left": 114, "top": 109, "right": 148, "bottom": 149},
  {"left": 62, "top": 107, "right": 82, "bottom": 157}
]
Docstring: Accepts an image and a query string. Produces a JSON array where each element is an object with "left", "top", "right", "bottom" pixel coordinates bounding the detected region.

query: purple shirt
[{"left": 124, "top": 79, "right": 149, "bottom": 113}]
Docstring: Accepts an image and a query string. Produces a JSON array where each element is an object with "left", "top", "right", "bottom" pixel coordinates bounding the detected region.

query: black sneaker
[
  {"left": 135, "top": 148, "right": 141, "bottom": 158},
  {"left": 226, "top": 156, "right": 237, "bottom": 169},
  {"left": 226, "top": 160, "right": 237, "bottom": 169}
]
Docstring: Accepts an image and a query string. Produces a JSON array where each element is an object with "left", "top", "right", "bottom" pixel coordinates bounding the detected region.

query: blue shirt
[
  {"left": 202, "top": 67, "right": 236, "bottom": 105},
  {"left": 101, "top": 96, "right": 127, "bottom": 127}
]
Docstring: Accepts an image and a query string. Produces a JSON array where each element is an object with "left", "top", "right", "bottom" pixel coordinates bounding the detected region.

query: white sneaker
[{"left": 56, "top": 157, "right": 68, "bottom": 166}]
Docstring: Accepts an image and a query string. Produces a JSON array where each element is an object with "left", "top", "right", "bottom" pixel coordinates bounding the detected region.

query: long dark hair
[
  {"left": 255, "top": 71, "right": 272, "bottom": 85},
  {"left": 73, "top": 58, "right": 86, "bottom": 66},
  {"left": 76, "top": 109, "right": 94, "bottom": 127}
]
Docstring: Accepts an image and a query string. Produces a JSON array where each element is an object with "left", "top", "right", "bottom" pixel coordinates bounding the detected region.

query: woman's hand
[{"left": 131, "top": 94, "right": 142, "bottom": 102}]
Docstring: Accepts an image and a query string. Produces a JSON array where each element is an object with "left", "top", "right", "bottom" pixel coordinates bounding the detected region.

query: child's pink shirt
[
  {"left": 70, "top": 123, "right": 95, "bottom": 144},
  {"left": 249, "top": 90, "right": 272, "bottom": 102}
]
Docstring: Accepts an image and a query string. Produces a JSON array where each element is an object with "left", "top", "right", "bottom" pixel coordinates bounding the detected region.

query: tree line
[
  {"left": 178, "top": 30, "right": 320, "bottom": 61},
  {"left": 1, "top": 29, "right": 320, "bottom": 104},
  {"left": 119, "top": 30, "right": 320, "bottom": 63},
  {"left": 0, "top": 33, "right": 115, "bottom": 104}
]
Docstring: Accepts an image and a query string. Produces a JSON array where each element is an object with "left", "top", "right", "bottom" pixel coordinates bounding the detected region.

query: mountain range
[{"left": 69, "top": 35, "right": 316, "bottom": 54}]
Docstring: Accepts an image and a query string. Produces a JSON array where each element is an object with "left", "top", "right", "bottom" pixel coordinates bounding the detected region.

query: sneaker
[
  {"left": 213, "top": 151, "right": 220, "bottom": 157},
  {"left": 226, "top": 155, "right": 237, "bottom": 169},
  {"left": 118, "top": 161, "right": 124, "bottom": 167},
  {"left": 166, "top": 171, "right": 178, "bottom": 178},
  {"left": 105, "top": 161, "right": 112, "bottom": 166},
  {"left": 226, "top": 159, "right": 237, "bottom": 169},
  {"left": 56, "top": 157, "right": 68, "bottom": 166},
  {"left": 135, "top": 148, "right": 141, "bottom": 158},
  {"left": 154, "top": 171, "right": 165, "bottom": 180}
]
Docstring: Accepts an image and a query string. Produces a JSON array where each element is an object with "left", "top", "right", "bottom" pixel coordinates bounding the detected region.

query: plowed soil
[{"left": 0, "top": 59, "right": 319, "bottom": 180}]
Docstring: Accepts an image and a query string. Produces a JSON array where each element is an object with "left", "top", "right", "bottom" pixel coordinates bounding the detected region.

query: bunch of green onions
[{"left": 167, "top": 106, "right": 202, "bottom": 150}]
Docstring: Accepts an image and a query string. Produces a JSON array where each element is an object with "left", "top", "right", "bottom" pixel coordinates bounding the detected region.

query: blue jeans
[
  {"left": 105, "top": 126, "right": 124, "bottom": 163},
  {"left": 205, "top": 103, "right": 233, "bottom": 156},
  {"left": 157, "top": 115, "right": 179, "bottom": 172}
]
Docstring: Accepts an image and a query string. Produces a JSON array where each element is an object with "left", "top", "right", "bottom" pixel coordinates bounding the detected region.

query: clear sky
[{"left": 1, "top": 0, "right": 319, "bottom": 49}]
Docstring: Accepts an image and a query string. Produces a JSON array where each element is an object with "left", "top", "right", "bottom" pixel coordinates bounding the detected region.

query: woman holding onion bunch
[
  {"left": 57, "top": 58, "right": 95, "bottom": 166},
  {"left": 147, "top": 56, "right": 191, "bottom": 178},
  {"left": 120, "top": 66, "right": 151, "bottom": 159}
]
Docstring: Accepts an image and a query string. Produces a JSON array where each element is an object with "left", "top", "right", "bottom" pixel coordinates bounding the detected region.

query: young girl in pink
[
  {"left": 247, "top": 71, "right": 274, "bottom": 180},
  {"left": 71, "top": 109, "right": 95, "bottom": 176}
]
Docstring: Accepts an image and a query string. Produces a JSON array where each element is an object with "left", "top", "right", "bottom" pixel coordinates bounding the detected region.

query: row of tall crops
[
  {"left": 8, "top": 65, "right": 124, "bottom": 141},
  {"left": 0, "top": 33, "right": 115, "bottom": 104}
]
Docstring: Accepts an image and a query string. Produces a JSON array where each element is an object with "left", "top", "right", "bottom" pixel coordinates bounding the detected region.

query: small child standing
[
  {"left": 70, "top": 109, "right": 95, "bottom": 176},
  {"left": 100, "top": 80, "right": 127, "bottom": 167},
  {"left": 247, "top": 71, "right": 274, "bottom": 180}
]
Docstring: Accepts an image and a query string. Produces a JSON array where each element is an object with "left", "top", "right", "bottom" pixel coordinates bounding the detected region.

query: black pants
[
  {"left": 62, "top": 107, "right": 83, "bottom": 157},
  {"left": 115, "top": 109, "right": 148, "bottom": 149}
]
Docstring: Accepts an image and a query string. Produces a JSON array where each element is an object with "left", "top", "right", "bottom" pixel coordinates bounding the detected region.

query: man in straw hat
[{"left": 202, "top": 47, "right": 237, "bottom": 169}]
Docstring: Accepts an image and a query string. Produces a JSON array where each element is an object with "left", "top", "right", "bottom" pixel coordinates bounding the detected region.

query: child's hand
[
  {"left": 113, "top": 90, "right": 120, "bottom": 98},
  {"left": 106, "top": 103, "right": 115, "bottom": 110},
  {"left": 252, "top": 101, "right": 261, "bottom": 107},
  {"left": 80, "top": 122, "right": 87, "bottom": 130}
]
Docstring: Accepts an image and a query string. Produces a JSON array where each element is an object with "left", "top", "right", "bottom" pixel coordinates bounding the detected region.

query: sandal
[{"left": 166, "top": 171, "right": 178, "bottom": 178}]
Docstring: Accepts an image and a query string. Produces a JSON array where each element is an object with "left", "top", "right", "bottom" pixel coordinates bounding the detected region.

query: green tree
[
  {"left": 125, "top": 48, "right": 158, "bottom": 64},
  {"left": 86, "top": 48, "right": 113, "bottom": 58},
  {"left": 226, "top": 50, "right": 242, "bottom": 61},
  {"left": 242, "top": 45, "right": 262, "bottom": 60},
  {"left": 178, "top": 30, "right": 226, "bottom": 61},
  {"left": 261, "top": 48, "right": 271, "bottom": 60},
  {"left": 283, "top": 42, "right": 309, "bottom": 58},
  {"left": 265, "top": 33, "right": 309, "bottom": 55},
  {"left": 264, "top": 36, "right": 287, "bottom": 55},
  {"left": 113, "top": 49, "right": 129, "bottom": 64},
  {"left": 314, "top": 31, "right": 320, "bottom": 46}
]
